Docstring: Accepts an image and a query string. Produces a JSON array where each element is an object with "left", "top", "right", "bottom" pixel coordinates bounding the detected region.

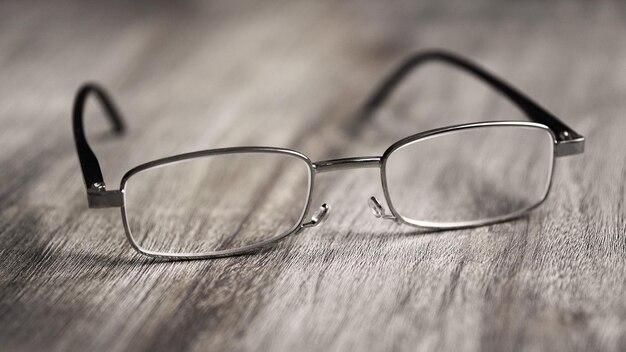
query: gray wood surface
[{"left": 1, "top": 0, "right": 625, "bottom": 351}]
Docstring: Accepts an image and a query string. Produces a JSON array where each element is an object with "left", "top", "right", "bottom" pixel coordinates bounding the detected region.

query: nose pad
[
  {"left": 368, "top": 196, "right": 396, "bottom": 220},
  {"left": 302, "top": 203, "right": 331, "bottom": 228}
]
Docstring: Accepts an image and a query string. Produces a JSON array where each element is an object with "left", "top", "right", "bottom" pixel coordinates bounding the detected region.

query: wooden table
[{"left": 1, "top": 1, "right": 625, "bottom": 351}]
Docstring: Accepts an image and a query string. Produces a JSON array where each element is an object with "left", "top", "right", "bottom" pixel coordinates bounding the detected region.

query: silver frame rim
[
  {"left": 380, "top": 121, "right": 557, "bottom": 229},
  {"left": 119, "top": 146, "right": 316, "bottom": 260},
  {"left": 115, "top": 121, "right": 559, "bottom": 260}
]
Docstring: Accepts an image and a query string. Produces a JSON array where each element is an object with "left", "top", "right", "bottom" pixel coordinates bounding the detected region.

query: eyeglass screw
[{"left": 90, "top": 182, "right": 106, "bottom": 192}]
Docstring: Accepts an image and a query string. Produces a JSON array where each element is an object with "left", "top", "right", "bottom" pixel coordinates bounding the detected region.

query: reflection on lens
[
  {"left": 384, "top": 125, "right": 554, "bottom": 226},
  {"left": 123, "top": 151, "right": 311, "bottom": 254}
]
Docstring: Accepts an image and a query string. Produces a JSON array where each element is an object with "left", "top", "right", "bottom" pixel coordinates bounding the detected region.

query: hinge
[
  {"left": 554, "top": 131, "right": 585, "bottom": 157},
  {"left": 87, "top": 183, "right": 124, "bottom": 208}
]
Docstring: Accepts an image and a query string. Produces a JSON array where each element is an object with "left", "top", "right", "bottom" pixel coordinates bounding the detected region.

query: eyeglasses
[{"left": 73, "top": 50, "right": 584, "bottom": 260}]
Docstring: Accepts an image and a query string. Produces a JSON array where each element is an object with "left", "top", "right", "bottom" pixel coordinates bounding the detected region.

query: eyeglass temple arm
[
  {"left": 72, "top": 83, "right": 125, "bottom": 208},
  {"left": 351, "top": 49, "right": 584, "bottom": 156}
]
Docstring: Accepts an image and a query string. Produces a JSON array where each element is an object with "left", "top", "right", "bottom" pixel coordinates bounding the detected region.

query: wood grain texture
[{"left": 1, "top": 0, "right": 625, "bottom": 351}]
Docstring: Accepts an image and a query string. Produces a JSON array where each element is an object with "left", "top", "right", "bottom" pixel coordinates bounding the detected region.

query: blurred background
[
  {"left": 1, "top": 0, "right": 626, "bottom": 351},
  {"left": 3, "top": 0, "right": 621, "bottom": 221}
]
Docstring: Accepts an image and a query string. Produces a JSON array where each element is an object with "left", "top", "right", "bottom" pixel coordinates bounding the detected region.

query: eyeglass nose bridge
[
  {"left": 312, "top": 156, "right": 381, "bottom": 173},
  {"left": 306, "top": 156, "right": 395, "bottom": 227}
]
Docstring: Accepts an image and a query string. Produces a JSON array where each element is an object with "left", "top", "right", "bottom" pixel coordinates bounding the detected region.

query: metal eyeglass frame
[{"left": 72, "top": 49, "right": 585, "bottom": 260}]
